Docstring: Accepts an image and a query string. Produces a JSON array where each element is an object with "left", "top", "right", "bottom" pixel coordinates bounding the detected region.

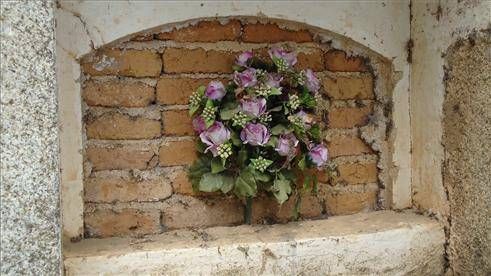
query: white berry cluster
[
  {"left": 274, "top": 58, "right": 289, "bottom": 72},
  {"left": 255, "top": 84, "right": 272, "bottom": 97},
  {"left": 217, "top": 143, "right": 232, "bottom": 160},
  {"left": 202, "top": 106, "right": 216, "bottom": 121},
  {"left": 288, "top": 94, "right": 300, "bottom": 110},
  {"left": 232, "top": 111, "right": 249, "bottom": 127},
  {"left": 259, "top": 113, "right": 272, "bottom": 124},
  {"left": 250, "top": 156, "right": 271, "bottom": 172},
  {"left": 189, "top": 90, "right": 203, "bottom": 107}
]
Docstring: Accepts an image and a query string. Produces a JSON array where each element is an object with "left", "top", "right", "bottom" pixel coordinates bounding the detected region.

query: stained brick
[
  {"left": 156, "top": 20, "right": 241, "bottom": 42},
  {"left": 86, "top": 113, "right": 161, "bottom": 140},
  {"left": 328, "top": 104, "right": 373, "bottom": 128},
  {"left": 327, "top": 136, "right": 373, "bottom": 158},
  {"left": 83, "top": 81, "right": 155, "bottom": 107},
  {"left": 322, "top": 75, "right": 374, "bottom": 100},
  {"left": 162, "top": 48, "right": 236, "bottom": 73},
  {"left": 85, "top": 208, "right": 160, "bottom": 238},
  {"left": 162, "top": 110, "right": 194, "bottom": 136},
  {"left": 320, "top": 186, "right": 377, "bottom": 216},
  {"left": 156, "top": 77, "right": 228, "bottom": 105},
  {"left": 86, "top": 146, "right": 154, "bottom": 171},
  {"left": 169, "top": 170, "right": 194, "bottom": 195},
  {"left": 242, "top": 23, "right": 313, "bottom": 43},
  {"left": 81, "top": 49, "right": 162, "bottom": 77},
  {"left": 336, "top": 162, "right": 378, "bottom": 184},
  {"left": 85, "top": 176, "right": 172, "bottom": 203},
  {"left": 325, "top": 50, "right": 368, "bottom": 72},
  {"left": 161, "top": 196, "right": 243, "bottom": 229},
  {"left": 159, "top": 140, "right": 197, "bottom": 166},
  {"left": 295, "top": 49, "right": 324, "bottom": 71}
]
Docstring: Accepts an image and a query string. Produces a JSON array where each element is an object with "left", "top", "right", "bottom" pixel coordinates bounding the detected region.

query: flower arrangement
[{"left": 188, "top": 47, "right": 329, "bottom": 223}]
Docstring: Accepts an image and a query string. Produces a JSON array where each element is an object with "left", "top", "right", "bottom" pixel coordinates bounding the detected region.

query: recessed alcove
[{"left": 55, "top": 2, "right": 443, "bottom": 274}]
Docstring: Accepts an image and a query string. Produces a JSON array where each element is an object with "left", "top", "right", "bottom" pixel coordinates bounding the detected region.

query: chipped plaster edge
[{"left": 55, "top": 2, "right": 412, "bottom": 240}]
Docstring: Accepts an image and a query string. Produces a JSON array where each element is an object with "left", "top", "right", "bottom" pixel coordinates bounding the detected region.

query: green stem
[{"left": 244, "top": 197, "right": 253, "bottom": 225}]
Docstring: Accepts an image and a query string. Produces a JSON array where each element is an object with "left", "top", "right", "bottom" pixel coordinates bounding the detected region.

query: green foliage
[
  {"left": 234, "top": 168, "right": 257, "bottom": 197},
  {"left": 272, "top": 175, "right": 292, "bottom": 204},
  {"left": 199, "top": 173, "right": 235, "bottom": 194}
]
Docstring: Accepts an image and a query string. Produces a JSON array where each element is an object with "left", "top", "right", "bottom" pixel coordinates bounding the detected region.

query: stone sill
[{"left": 64, "top": 211, "right": 444, "bottom": 275}]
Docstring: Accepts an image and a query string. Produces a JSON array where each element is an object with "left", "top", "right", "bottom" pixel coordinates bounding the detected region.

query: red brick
[
  {"left": 336, "top": 162, "right": 378, "bottom": 184},
  {"left": 156, "top": 20, "right": 241, "bottom": 42},
  {"left": 242, "top": 23, "right": 312, "bottom": 43},
  {"left": 159, "top": 140, "right": 197, "bottom": 166},
  {"left": 161, "top": 196, "right": 243, "bottom": 229},
  {"left": 86, "top": 146, "right": 155, "bottom": 171},
  {"left": 320, "top": 186, "right": 377, "bottom": 216},
  {"left": 162, "top": 48, "right": 236, "bottom": 73},
  {"left": 322, "top": 75, "right": 374, "bottom": 100},
  {"left": 327, "top": 136, "right": 373, "bottom": 158},
  {"left": 295, "top": 49, "right": 324, "bottom": 71},
  {"left": 83, "top": 81, "right": 155, "bottom": 107},
  {"left": 162, "top": 110, "right": 193, "bottom": 136},
  {"left": 81, "top": 49, "right": 162, "bottom": 77},
  {"left": 325, "top": 50, "right": 368, "bottom": 72},
  {"left": 85, "top": 208, "right": 160, "bottom": 238},
  {"left": 156, "top": 77, "right": 228, "bottom": 105},
  {"left": 85, "top": 176, "right": 172, "bottom": 202},
  {"left": 86, "top": 113, "right": 161, "bottom": 140},
  {"left": 328, "top": 104, "right": 373, "bottom": 128}
]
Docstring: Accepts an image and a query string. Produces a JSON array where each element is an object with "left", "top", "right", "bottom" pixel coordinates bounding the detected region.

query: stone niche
[{"left": 78, "top": 18, "right": 394, "bottom": 239}]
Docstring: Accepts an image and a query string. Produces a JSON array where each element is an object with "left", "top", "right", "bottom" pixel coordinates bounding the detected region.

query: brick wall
[{"left": 81, "top": 19, "right": 383, "bottom": 238}]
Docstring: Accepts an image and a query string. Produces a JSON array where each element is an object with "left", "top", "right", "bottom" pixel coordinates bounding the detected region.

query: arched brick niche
[{"left": 79, "top": 18, "right": 393, "bottom": 238}]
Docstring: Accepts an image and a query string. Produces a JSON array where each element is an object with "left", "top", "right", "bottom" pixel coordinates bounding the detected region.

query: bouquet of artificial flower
[{"left": 188, "top": 47, "right": 329, "bottom": 223}]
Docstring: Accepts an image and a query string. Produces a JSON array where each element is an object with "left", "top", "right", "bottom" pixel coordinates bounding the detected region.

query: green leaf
[
  {"left": 188, "top": 157, "right": 211, "bottom": 191},
  {"left": 252, "top": 169, "right": 272, "bottom": 183},
  {"left": 308, "top": 124, "right": 321, "bottom": 142},
  {"left": 205, "top": 99, "right": 214, "bottom": 108},
  {"left": 237, "top": 149, "right": 248, "bottom": 168},
  {"left": 265, "top": 136, "right": 278, "bottom": 148},
  {"left": 220, "top": 108, "right": 237, "bottom": 120},
  {"left": 189, "top": 104, "right": 200, "bottom": 116},
  {"left": 271, "top": 124, "right": 288, "bottom": 135},
  {"left": 198, "top": 173, "right": 224, "bottom": 192},
  {"left": 269, "top": 105, "right": 283, "bottom": 112},
  {"left": 234, "top": 169, "right": 257, "bottom": 197},
  {"left": 211, "top": 158, "right": 226, "bottom": 173},
  {"left": 231, "top": 132, "right": 242, "bottom": 146},
  {"left": 300, "top": 90, "right": 316, "bottom": 108},
  {"left": 197, "top": 85, "right": 206, "bottom": 96},
  {"left": 220, "top": 176, "right": 235, "bottom": 194},
  {"left": 298, "top": 154, "right": 307, "bottom": 170},
  {"left": 273, "top": 178, "right": 292, "bottom": 204},
  {"left": 269, "top": 87, "right": 282, "bottom": 95},
  {"left": 195, "top": 140, "right": 207, "bottom": 153}
]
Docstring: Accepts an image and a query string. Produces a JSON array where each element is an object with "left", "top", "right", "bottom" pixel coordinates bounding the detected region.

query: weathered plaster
[
  {"left": 443, "top": 35, "right": 490, "bottom": 275},
  {"left": 56, "top": 0, "right": 413, "bottom": 239},
  {"left": 64, "top": 211, "right": 444, "bottom": 275},
  {"left": 0, "top": 1, "right": 61, "bottom": 275},
  {"left": 410, "top": 0, "right": 490, "bottom": 218}
]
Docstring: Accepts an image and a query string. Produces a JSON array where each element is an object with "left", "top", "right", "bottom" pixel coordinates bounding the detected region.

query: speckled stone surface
[{"left": 0, "top": 1, "right": 61, "bottom": 275}]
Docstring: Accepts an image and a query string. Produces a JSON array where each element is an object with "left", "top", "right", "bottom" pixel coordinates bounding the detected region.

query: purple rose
[
  {"left": 236, "top": 51, "right": 253, "bottom": 67},
  {"left": 266, "top": 73, "right": 283, "bottom": 88},
  {"left": 205, "top": 81, "right": 226, "bottom": 100},
  {"left": 240, "top": 97, "right": 267, "bottom": 117},
  {"left": 192, "top": 116, "right": 207, "bottom": 134},
  {"left": 199, "top": 121, "right": 230, "bottom": 156},
  {"left": 275, "top": 133, "right": 299, "bottom": 158},
  {"left": 308, "top": 144, "right": 329, "bottom": 167},
  {"left": 268, "top": 47, "right": 297, "bottom": 67},
  {"left": 304, "top": 69, "right": 320, "bottom": 93},
  {"left": 240, "top": 123, "right": 271, "bottom": 146},
  {"left": 294, "top": 110, "right": 315, "bottom": 129},
  {"left": 234, "top": 68, "right": 257, "bottom": 88}
]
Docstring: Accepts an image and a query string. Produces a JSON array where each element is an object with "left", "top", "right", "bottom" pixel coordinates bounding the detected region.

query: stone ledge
[{"left": 64, "top": 211, "right": 444, "bottom": 275}]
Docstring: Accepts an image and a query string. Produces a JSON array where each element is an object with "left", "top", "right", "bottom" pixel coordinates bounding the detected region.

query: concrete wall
[
  {"left": 57, "top": 0, "right": 412, "bottom": 240},
  {"left": 411, "top": 0, "right": 490, "bottom": 274},
  {"left": 410, "top": 0, "right": 490, "bottom": 218},
  {"left": 0, "top": 1, "right": 61, "bottom": 275}
]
